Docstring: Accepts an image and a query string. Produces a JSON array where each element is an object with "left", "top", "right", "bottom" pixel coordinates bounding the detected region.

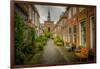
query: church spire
[{"left": 47, "top": 8, "right": 51, "bottom": 21}]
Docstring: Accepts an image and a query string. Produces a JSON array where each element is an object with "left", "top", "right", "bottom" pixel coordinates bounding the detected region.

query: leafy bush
[
  {"left": 44, "top": 32, "right": 52, "bottom": 38},
  {"left": 15, "top": 13, "right": 36, "bottom": 65},
  {"left": 56, "top": 42, "right": 63, "bottom": 46},
  {"left": 54, "top": 36, "right": 64, "bottom": 46},
  {"left": 15, "top": 51, "right": 25, "bottom": 64},
  {"left": 35, "top": 35, "right": 48, "bottom": 51}
]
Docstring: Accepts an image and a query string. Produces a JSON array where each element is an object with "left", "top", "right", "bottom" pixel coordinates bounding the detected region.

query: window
[
  {"left": 69, "top": 27, "right": 71, "bottom": 34},
  {"left": 32, "top": 10, "right": 35, "bottom": 24},
  {"left": 79, "top": 7, "right": 85, "bottom": 12},
  {"left": 90, "top": 16, "right": 95, "bottom": 49},
  {"left": 74, "top": 25, "right": 77, "bottom": 43},
  {"left": 68, "top": 8, "right": 72, "bottom": 19},
  {"left": 74, "top": 25, "right": 76, "bottom": 33},
  {"left": 80, "top": 21, "right": 86, "bottom": 47},
  {"left": 72, "top": 7, "right": 77, "bottom": 16},
  {"left": 69, "top": 27, "right": 73, "bottom": 43}
]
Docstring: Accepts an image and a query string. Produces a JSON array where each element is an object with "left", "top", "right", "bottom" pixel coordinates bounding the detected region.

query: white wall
[{"left": 0, "top": 0, "right": 100, "bottom": 69}]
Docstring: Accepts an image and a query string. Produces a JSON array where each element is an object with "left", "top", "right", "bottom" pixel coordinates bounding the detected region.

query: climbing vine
[{"left": 15, "top": 13, "right": 35, "bottom": 64}]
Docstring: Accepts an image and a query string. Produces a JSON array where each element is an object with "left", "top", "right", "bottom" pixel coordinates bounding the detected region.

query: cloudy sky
[{"left": 35, "top": 5, "right": 66, "bottom": 24}]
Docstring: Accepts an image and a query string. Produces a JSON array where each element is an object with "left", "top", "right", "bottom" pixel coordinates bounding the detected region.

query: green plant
[
  {"left": 35, "top": 35, "right": 48, "bottom": 51},
  {"left": 44, "top": 32, "right": 52, "bottom": 38},
  {"left": 54, "top": 36, "right": 64, "bottom": 46},
  {"left": 15, "top": 13, "right": 36, "bottom": 65},
  {"left": 56, "top": 42, "right": 63, "bottom": 46}
]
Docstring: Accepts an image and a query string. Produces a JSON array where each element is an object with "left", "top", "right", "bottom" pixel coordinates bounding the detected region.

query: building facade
[
  {"left": 53, "top": 11, "right": 67, "bottom": 44},
  {"left": 53, "top": 6, "right": 96, "bottom": 51},
  {"left": 15, "top": 3, "right": 40, "bottom": 36}
]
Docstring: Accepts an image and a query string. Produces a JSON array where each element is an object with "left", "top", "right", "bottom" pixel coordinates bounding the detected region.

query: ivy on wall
[{"left": 15, "top": 13, "right": 35, "bottom": 64}]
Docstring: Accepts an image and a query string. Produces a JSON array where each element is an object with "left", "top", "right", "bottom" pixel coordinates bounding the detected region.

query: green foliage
[
  {"left": 15, "top": 14, "right": 25, "bottom": 48},
  {"left": 15, "top": 50, "right": 26, "bottom": 64},
  {"left": 15, "top": 13, "right": 49, "bottom": 65},
  {"left": 15, "top": 13, "right": 36, "bottom": 65},
  {"left": 35, "top": 35, "right": 48, "bottom": 51},
  {"left": 35, "top": 35, "right": 47, "bottom": 42},
  {"left": 44, "top": 32, "right": 52, "bottom": 38},
  {"left": 54, "top": 36, "right": 64, "bottom": 46}
]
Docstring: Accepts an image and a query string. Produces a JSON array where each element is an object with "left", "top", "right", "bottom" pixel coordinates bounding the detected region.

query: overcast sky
[{"left": 35, "top": 5, "right": 66, "bottom": 24}]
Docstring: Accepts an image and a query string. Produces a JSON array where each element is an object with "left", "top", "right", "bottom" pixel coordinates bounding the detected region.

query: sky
[{"left": 35, "top": 5, "right": 66, "bottom": 24}]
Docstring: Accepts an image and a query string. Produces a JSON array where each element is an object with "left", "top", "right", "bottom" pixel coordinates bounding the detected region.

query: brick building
[
  {"left": 53, "top": 11, "right": 67, "bottom": 43},
  {"left": 15, "top": 3, "right": 40, "bottom": 36},
  {"left": 53, "top": 6, "right": 96, "bottom": 51}
]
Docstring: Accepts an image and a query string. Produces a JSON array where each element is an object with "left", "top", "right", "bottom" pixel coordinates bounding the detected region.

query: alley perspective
[{"left": 13, "top": 2, "right": 96, "bottom": 66}]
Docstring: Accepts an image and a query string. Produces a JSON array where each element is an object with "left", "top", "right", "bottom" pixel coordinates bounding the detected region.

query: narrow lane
[{"left": 40, "top": 39, "right": 67, "bottom": 65}]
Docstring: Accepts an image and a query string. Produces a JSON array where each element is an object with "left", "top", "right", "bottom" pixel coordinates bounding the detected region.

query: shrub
[
  {"left": 15, "top": 51, "right": 25, "bottom": 65},
  {"left": 44, "top": 32, "right": 52, "bottom": 38},
  {"left": 38, "top": 45, "right": 44, "bottom": 50},
  {"left": 54, "top": 36, "right": 64, "bottom": 46},
  {"left": 35, "top": 35, "right": 48, "bottom": 51},
  {"left": 15, "top": 13, "right": 36, "bottom": 64},
  {"left": 56, "top": 42, "right": 63, "bottom": 46}
]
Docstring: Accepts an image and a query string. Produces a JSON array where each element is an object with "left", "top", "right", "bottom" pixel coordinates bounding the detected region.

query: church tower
[
  {"left": 43, "top": 8, "right": 54, "bottom": 33},
  {"left": 47, "top": 8, "right": 51, "bottom": 21}
]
